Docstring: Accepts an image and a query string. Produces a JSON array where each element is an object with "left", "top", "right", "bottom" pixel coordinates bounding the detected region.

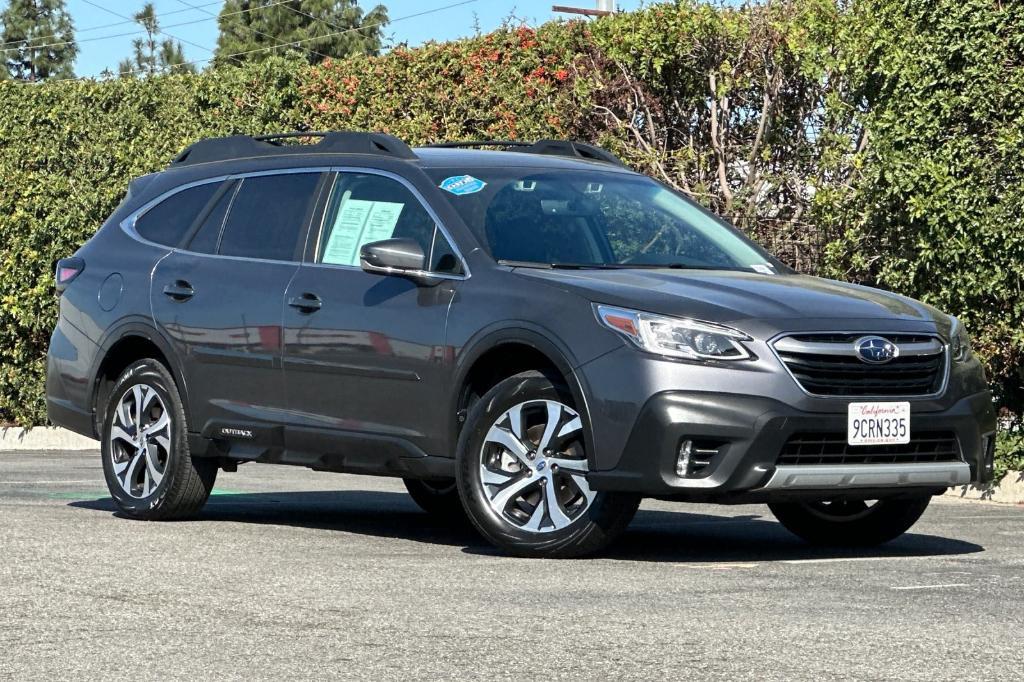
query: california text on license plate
[{"left": 847, "top": 402, "right": 910, "bottom": 446}]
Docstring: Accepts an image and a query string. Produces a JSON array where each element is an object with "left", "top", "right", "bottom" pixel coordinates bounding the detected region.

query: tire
[
  {"left": 455, "top": 371, "right": 640, "bottom": 558},
  {"left": 403, "top": 477, "right": 465, "bottom": 518},
  {"left": 100, "top": 359, "right": 217, "bottom": 520},
  {"left": 768, "top": 496, "right": 932, "bottom": 546}
]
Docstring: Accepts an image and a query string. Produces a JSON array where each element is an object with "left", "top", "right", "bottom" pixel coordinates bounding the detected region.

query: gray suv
[{"left": 46, "top": 132, "right": 997, "bottom": 557}]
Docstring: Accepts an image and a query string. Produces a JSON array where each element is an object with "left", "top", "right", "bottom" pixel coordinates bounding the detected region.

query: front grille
[
  {"left": 773, "top": 333, "right": 946, "bottom": 397},
  {"left": 778, "top": 431, "right": 961, "bottom": 466}
]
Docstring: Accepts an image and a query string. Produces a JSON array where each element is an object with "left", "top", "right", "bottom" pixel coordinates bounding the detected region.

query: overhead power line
[
  {"left": 0, "top": 0, "right": 297, "bottom": 58},
  {"left": 0, "top": 0, "right": 222, "bottom": 49},
  {"left": 173, "top": 0, "right": 331, "bottom": 62},
  {"left": 27, "top": 0, "right": 480, "bottom": 84},
  {"left": 78, "top": 0, "right": 216, "bottom": 60},
  {"left": 1, "top": 16, "right": 210, "bottom": 55},
  {"left": 280, "top": 2, "right": 352, "bottom": 34}
]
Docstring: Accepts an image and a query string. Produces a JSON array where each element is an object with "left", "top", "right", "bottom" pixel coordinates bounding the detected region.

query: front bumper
[{"left": 585, "top": 389, "right": 996, "bottom": 502}]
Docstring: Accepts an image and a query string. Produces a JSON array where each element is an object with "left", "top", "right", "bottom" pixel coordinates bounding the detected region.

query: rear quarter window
[{"left": 134, "top": 182, "right": 221, "bottom": 247}]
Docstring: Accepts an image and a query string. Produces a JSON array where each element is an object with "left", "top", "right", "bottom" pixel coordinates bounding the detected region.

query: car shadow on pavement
[
  {"left": 70, "top": 490, "right": 485, "bottom": 548},
  {"left": 69, "top": 492, "right": 984, "bottom": 562},
  {"left": 603, "top": 509, "right": 984, "bottom": 563}
]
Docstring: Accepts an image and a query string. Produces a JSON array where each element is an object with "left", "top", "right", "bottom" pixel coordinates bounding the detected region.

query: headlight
[
  {"left": 595, "top": 304, "right": 752, "bottom": 361},
  {"left": 950, "top": 316, "right": 972, "bottom": 362}
]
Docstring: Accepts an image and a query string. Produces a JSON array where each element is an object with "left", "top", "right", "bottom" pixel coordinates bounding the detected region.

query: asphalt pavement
[{"left": 2, "top": 449, "right": 1022, "bottom": 680}]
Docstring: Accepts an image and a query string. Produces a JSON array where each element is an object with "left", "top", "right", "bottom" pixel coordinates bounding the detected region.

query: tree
[
  {"left": 1, "top": 0, "right": 76, "bottom": 81},
  {"left": 214, "top": 0, "right": 388, "bottom": 67},
  {"left": 116, "top": 3, "right": 195, "bottom": 77}
]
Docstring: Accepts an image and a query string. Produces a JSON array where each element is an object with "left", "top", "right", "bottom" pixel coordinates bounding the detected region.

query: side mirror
[{"left": 359, "top": 238, "right": 436, "bottom": 284}]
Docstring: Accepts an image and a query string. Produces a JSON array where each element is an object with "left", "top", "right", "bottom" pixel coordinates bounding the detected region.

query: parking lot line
[{"left": 781, "top": 556, "right": 924, "bottom": 565}]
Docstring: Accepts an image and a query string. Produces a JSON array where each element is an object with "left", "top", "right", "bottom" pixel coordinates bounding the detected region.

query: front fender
[{"left": 448, "top": 322, "right": 599, "bottom": 468}]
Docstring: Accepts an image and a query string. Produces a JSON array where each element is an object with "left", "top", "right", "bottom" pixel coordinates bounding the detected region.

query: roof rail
[
  {"left": 421, "top": 139, "right": 627, "bottom": 167},
  {"left": 170, "top": 131, "right": 418, "bottom": 167}
]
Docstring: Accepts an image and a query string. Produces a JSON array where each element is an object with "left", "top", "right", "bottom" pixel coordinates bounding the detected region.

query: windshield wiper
[
  {"left": 497, "top": 260, "right": 625, "bottom": 270},
  {"left": 496, "top": 259, "right": 552, "bottom": 269},
  {"left": 498, "top": 259, "right": 752, "bottom": 272},
  {"left": 621, "top": 263, "right": 754, "bottom": 272},
  {"left": 548, "top": 263, "right": 629, "bottom": 270}
]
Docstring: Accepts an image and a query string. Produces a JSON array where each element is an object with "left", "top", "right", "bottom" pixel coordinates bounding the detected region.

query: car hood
[{"left": 514, "top": 268, "right": 951, "bottom": 337}]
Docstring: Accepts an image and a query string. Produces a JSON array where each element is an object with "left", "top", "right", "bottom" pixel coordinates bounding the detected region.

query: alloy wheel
[
  {"left": 108, "top": 384, "right": 171, "bottom": 499},
  {"left": 478, "top": 399, "right": 595, "bottom": 533}
]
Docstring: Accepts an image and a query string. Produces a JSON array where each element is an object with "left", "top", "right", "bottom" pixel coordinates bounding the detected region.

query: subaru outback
[{"left": 46, "top": 132, "right": 997, "bottom": 557}]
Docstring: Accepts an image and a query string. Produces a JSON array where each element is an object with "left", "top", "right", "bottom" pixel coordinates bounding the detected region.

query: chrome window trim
[
  {"left": 768, "top": 331, "right": 951, "bottom": 400},
  {"left": 119, "top": 167, "right": 334, "bottom": 262},
  {"left": 307, "top": 166, "right": 471, "bottom": 280}
]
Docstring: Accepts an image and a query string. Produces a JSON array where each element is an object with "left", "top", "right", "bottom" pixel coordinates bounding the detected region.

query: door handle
[
  {"left": 163, "top": 280, "right": 194, "bottom": 301},
  {"left": 288, "top": 292, "right": 322, "bottom": 313}
]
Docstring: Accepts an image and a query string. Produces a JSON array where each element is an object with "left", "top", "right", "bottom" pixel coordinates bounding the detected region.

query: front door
[{"left": 282, "top": 170, "right": 465, "bottom": 460}]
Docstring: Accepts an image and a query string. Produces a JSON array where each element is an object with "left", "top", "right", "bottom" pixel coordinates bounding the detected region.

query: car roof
[
  {"left": 132, "top": 134, "right": 639, "bottom": 207},
  {"left": 167, "top": 132, "right": 631, "bottom": 173},
  {"left": 411, "top": 147, "right": 634, "bottom": 173}
]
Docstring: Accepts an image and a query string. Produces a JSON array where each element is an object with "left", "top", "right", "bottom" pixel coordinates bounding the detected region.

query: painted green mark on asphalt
[{"left": 44, "top": 488, "right": 247, "bottom": 500}]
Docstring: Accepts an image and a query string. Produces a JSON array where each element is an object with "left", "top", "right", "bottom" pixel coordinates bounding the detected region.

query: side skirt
[{"left": 188, "top": 423, "right": 455, "bottom": 480}]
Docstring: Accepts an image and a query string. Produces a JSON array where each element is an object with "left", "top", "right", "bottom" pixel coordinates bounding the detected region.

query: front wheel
[
  {"left": 456, "top": 371, "right": 639, "bottom": 558},
  {"left": 768, "top": 496, "right": 932, "bottom": 546}
]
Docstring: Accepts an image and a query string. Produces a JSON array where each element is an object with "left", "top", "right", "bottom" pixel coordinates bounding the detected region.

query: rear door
[{"left": 150, "top": 170, "right": 327, "bottom": 440}]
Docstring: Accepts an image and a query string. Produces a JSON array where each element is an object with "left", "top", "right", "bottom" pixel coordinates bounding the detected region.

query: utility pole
[{"left": 552, "top": 0, "right": 616, "bottom": 18}]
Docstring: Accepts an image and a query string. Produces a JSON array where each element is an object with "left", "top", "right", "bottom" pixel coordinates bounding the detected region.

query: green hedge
[
  {"left": 1, "top": 1, "right": 1021, "bottom": 473},
  {"left": 821, "top": 0, "right": 1024, "bottom": 422},
  {"left": 0, "top": 59, "right": 307, "bottom": 425}
]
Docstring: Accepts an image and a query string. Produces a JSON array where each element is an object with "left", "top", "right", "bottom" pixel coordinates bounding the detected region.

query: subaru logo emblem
[{"left": 854, "top": 336, "right": 899, "bottom": 364}]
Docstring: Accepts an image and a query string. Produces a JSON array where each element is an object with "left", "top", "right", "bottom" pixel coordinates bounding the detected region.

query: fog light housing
[
  {"left": 676, "top": 440, "right": 694, "bottom": 477},
  {"left": 675, "top": 438, "right": 727, "bottom": 478}
]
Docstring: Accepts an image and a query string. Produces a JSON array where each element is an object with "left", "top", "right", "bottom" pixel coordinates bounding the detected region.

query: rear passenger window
[
  {"left": 134, "top": 182, "right": 219, "bottom": 247},
  {"left": 186, "top": 181, "right": 237, "bottom": 254},
  {"left": 219, "top": 173, "right": 322, "bottom": 261}
]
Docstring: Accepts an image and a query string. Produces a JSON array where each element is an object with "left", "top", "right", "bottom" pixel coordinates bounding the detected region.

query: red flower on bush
[{"left": 517, "top": 26, "right": 538, "bottom": 49}]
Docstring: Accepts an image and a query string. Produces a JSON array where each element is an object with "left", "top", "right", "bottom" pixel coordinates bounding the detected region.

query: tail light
[{"left": 55, "top": 257, "right": 84, "bottom": 293}]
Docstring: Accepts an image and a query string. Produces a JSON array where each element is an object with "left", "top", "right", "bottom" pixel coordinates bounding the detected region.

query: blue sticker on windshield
[{"left": 440, "top": 175, "right": 487, "bottom": 196}]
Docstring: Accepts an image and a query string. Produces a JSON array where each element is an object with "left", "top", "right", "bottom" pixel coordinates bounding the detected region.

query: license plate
[{"left": 847, "top": 402, "right": 910, "bottom": 446}]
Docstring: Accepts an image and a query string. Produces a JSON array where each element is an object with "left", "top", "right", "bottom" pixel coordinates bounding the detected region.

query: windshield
[{"left": 427, "top": 168, "right": 777, "bottom": 271}]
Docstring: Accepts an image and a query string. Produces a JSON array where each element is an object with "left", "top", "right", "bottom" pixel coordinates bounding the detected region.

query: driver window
[{"left": 318, "top": 172, "right": 461, "bottom": 273}]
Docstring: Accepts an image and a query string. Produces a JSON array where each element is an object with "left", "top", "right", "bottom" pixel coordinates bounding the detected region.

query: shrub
[
  {"left": 820, "top": 0, "right": 1024, "bottom": 435},
  {"left": 0, "top": 58, "right": 306, "bottom": 424}
]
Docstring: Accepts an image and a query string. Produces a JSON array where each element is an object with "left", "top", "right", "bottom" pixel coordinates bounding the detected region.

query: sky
[{"left": 5, "top": 0, "right": 649, "bottom": 79}]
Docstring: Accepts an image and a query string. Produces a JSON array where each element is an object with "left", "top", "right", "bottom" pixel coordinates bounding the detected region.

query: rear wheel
[
  {"left": 456, "top": 371, "right": 639, "bottom": 558},
  {"left": 768, "top": 496, "right": 932, "bottom": 546},
  {"left": 403, "top": 477, "right": 464, "bottom": 518},
  {"left": 100, "top": 359, "right": 217, "bottom": 520}
]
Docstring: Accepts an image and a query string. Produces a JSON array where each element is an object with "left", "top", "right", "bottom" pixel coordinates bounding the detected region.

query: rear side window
[
  {"left": 134, "top": 182, "right": 220, "bottom": 247},
  {"left": 186, "top": 181, "right": 237, "bottom": 254},
  {"left": 218, "top": 173, "right": 322, "bottom": 261}
]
